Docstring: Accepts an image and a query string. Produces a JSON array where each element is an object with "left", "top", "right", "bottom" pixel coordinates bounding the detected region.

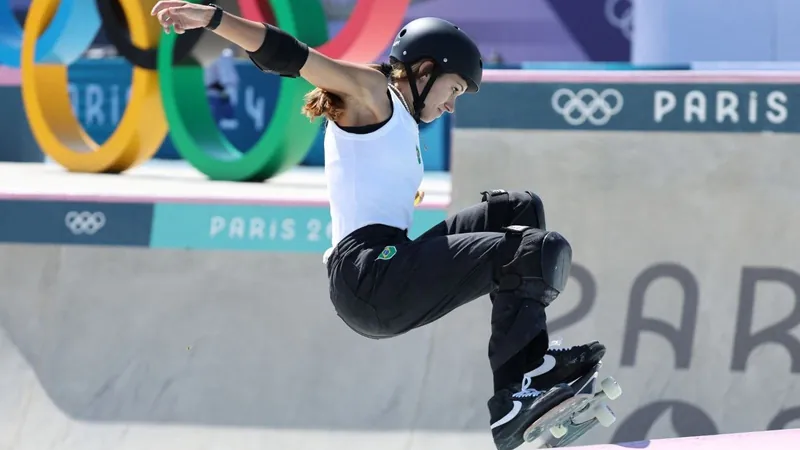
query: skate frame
[{"left": 523, "top": 362, "right": 619, "bottom": 448}]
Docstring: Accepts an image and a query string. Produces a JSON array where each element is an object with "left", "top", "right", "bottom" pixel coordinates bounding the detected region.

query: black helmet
[{"left": 389, "top": 17, "right": 483, "bottom": 122}]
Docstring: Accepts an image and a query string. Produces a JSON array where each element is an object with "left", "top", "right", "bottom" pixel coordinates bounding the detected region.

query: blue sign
[
  {"left": 455, "top": 82, "right": 798, "bottom": 133},
  {"left": 150, "top": 203, "right": 447, "bottom": 252},
  {"left": 0, "top": 199, "right": 153, "bottom": 246}
]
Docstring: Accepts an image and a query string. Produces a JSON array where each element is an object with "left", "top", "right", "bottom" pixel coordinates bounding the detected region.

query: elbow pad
[{"left": 247, "top": 24, "right": 310, "bottom": 78}]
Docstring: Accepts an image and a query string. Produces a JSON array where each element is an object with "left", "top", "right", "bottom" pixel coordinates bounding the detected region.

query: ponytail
[
  {"left": 301, "top": 63, "right": 391, "bottom": 122},
  {"left": 300, "top": 60, "right": 431, "bottom": 122}
]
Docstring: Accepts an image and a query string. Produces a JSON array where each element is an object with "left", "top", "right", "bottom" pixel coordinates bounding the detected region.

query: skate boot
[
  {"left": 488, "top": 372, "right": 575, "bottom": 450},
  {"left": 526, "top": 340, "right": 606, "bottom": 391}
]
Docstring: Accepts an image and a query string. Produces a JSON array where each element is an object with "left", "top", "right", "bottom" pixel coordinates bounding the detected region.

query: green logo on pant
[{"left": 377, "top": 246, "right": 397, "bottom": 260}]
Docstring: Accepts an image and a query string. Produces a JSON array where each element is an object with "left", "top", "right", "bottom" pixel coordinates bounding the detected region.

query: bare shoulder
[
  {"left": 338, "top": 61, "right": 391, "bottom": 103},
  {"left": 340, "top": 63, "right": 393, "bottom": 123},
  {"left": 300, "top": 50, "right": 393, "bottom": 125}
]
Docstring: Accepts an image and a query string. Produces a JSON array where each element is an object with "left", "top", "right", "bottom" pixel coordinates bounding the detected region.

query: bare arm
[
  {"left": 216, "top": 12, "right": 386, "bottom": 101},
  {"left": 299, "top": 49, "right": 387, "bottom": 100},
  {"left": 152, "top": 2, "right": 387, "bottom": 102}
]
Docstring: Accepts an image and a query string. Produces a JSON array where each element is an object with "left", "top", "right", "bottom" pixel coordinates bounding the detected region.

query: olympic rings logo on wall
[
  {"left": 64, "top": 211, "right": 107, "bottom": 235},
  {"left": 551, "top": 88, "right": 624, "bottom": 126},
  {"left": 8, "top": 0, "right": 409, "bottom": 181}
]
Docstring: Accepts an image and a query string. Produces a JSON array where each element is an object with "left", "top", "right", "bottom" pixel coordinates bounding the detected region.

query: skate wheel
[
  {"left": 550, "top": 424, "right": 568, "bottom": 439},
  {"left": 529, "top": 435, "right": 551, "bottom": 449},
  {"left": 600, "top": 377, "right": 622, "bottom": 400},
  {"left": 595, "top": 404, "right": 616, "bottom": 427}
]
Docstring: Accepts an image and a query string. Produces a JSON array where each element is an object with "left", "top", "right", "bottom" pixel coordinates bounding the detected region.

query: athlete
[{"left": 151, "top": 2, "right": 606, "bottom": 449}]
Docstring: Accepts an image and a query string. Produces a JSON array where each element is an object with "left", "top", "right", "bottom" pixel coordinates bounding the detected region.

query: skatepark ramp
[
  {"left": 1, "top": 307, "right": 796, "bottom": 450},
  {"left": 3, "top": 66, "right": 800, "bottom": 447},
  {"left": 1, "top": 242, "right": 796, "bottom": 450},
  {"left": 0, "top": 163, "right": 502, "bottom": 450},
  {"left": 1, "top": 161, "right": 797, "bottom": 449}
]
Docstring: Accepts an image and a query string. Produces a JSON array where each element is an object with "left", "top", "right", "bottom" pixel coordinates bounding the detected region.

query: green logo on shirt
[
  {"left": 416, "top": 145, "right": 421, "bottom": 164},
  {"left": 377, "top": 245, "right": 397, "bottom": 260}
]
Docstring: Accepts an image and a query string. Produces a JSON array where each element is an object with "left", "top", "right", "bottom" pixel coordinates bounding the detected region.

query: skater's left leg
[{"left": 418, "top": 190, "right": 605, "bottom": 392}]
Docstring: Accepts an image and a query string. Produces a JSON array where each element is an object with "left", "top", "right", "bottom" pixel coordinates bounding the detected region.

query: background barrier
[
  {"left": 450, "top": 70, "right": 800, "bottom": 443},
  {"left": 2, "top": 69, "right": 799, "bottom": 447}
]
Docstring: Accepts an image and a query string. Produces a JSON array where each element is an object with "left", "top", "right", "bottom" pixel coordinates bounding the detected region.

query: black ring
[{"left": 97, "top": 0, "right": 210, "bottom": 70}]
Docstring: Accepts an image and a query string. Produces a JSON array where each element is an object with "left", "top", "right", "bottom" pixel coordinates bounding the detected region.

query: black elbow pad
[{"left": 247, "top": 24, "right": 310, "bottom": 78}]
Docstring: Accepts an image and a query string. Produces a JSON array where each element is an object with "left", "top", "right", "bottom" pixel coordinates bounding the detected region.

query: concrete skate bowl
[
  {"left": 0, "top": 244, "right": 503, "bottom": 450},
  {"left": 0, "top": 164, "right": 511, "bottom": 450},
  {"left": 1, "top": 166, "right": 797, "bottom": 450},
  {"left": 449, "top": 70, "right": 800, "bottom": 446},
  {"left": 3, "top": 70, "right": 800, "bottom": 448},
  {"left": 0, "top": 161, "right": 538, "bottom": 449},
  {"left": 2, "top": 248, "right": 798, "bottom": 450}
]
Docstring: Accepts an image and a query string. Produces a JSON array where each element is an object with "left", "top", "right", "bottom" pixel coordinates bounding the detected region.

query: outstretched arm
[{"left": 150, "top": 1, "right": 387, "bottom": 101}]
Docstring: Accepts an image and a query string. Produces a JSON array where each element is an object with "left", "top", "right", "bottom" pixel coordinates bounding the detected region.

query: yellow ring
[{"left": 21, "top": 0, "right": 167, "bottom": 173}]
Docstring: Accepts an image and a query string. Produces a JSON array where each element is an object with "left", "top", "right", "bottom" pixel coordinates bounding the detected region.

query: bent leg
[
  {"left": 414, "top": 190, "right": 559, "bottom": 377},
  {"left": 487, "top": 226, "right": 572, "bottom": 372},
  {"left": 368, "top": 231, "right": 508, "bottom": 333},
  {"left": 369, "top": 224, "right": 571, "bottom": 373}
]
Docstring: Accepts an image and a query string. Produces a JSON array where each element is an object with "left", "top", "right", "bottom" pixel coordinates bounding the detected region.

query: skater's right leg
[{"left": 482, "top": 224, "right": 597, "bottom": 450}]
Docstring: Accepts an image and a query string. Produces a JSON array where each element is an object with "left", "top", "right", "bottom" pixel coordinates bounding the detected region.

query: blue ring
[{"left": 0, "top": 0, "right": 101, "bottom": 67}]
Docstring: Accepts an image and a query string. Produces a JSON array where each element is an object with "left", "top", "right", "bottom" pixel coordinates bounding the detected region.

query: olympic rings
[
  {"left": 159, "top": 0, "right": 410, "bottom": 181},
  {"left": 97, "top": 0, "right": 206, "bottom": 70},
  {"left": 551, "top": 88, "right": 624, "bottom": 126},
  {"left": 21, "top": 0, "right": 167, "bottom": 172},
  {"left": 64, "top": 211, "right": 106, "bottom": 235},
  {"left": 18, "top": 0, "right": 410, "bottom": 181},
  {"left": 158, "top": 0, "right": 328, "bottom": 181}
]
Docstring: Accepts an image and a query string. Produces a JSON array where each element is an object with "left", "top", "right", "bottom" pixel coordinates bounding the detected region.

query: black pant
[{"left": 326, "top": 191, "right": 553, "bottom": 385}]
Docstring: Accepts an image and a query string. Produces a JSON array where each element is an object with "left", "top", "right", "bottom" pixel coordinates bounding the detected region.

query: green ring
[{"left": 157, "top": 0, "right": 328, "bottom": 181}]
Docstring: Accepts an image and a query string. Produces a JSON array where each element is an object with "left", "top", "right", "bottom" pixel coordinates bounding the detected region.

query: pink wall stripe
[
  {"left": 580, "top": 429, "right": 799, "bottom": 450},
  {"left": 5, "top": 67, "right": 799, "bottom": 86},
  {"left": 483, "top": 69, "right": 800, "bottom": 84},
  {"left": 0, "top": 67, "right": 20, "bottom": 86}
]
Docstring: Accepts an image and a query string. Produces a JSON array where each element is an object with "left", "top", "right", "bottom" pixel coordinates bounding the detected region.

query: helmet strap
[{"left": 404, "top": 62, "right": 439, "bottom": 123}]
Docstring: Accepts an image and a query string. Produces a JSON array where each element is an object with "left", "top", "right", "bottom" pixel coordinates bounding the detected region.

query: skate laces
[{"left": 512, "top": 369, "right": 541, "bottom": 399}]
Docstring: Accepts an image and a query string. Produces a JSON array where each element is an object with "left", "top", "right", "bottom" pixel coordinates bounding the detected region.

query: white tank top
[{"left": 324, "top": 86, "right": 423, "bottom": 250}]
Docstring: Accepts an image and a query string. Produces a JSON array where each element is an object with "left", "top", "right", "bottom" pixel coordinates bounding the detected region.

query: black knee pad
[
  {"left": 481, "top": 189, "right": 546, "bottom": 231},
  {"left": 496, "top": 225, "right": 572, "bottom": 306},
  {"left": 540, "top": 230, "right": 572, "bottom": 292}
]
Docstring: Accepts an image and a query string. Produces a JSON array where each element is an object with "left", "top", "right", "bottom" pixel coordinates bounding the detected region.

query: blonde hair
[{"left": 300, "top": 59, "right": 435, "bottom": 122}]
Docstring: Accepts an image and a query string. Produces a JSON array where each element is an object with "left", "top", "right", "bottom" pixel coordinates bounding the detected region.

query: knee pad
[
  {"left": 540, "top": 231, "right": 572, "bottom": 292},
  {"left": 496, "top": 225, "right": 572, "bottom": 306},
  {"left": 480, "top": 189, "right": 547, "bottom": 231}
]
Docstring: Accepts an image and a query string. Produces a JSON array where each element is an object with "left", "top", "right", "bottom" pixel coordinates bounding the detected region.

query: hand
[{"left": 151, "top": 1, "right": 215, "bottom": 34}]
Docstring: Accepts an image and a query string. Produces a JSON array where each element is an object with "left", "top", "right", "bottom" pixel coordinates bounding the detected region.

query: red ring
[
  {"left": 240, "top": 0, "right": 410, "bottom": 63},
  {"left": 317, "top": 0, "right": 410, "bottom": 62}
]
